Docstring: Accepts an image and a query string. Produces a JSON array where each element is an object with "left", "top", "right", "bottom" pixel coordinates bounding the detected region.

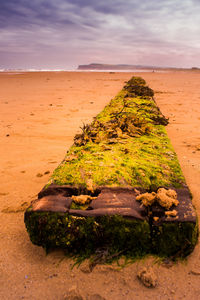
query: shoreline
[{"left": 1, "top": 68, "right": 200, "bottom": 74}]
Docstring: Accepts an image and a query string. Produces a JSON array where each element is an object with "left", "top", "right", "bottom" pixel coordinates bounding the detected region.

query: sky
[{"left": 0, "top": 0, "right": 200, "bottom": 70}]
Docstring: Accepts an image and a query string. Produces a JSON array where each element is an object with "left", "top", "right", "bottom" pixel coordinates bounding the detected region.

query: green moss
[
  {"left": 151, "top": 221, "right": 198, "bottom": 258},
  {"left": 98, "top": 215, "right": 151, "bottom": 258},
  {"left": 51, "top": 128, "right": 184, "bottom": 189},
  {"left": 48, "top": 77, "right": 183, "bottom": 190},
  {"left": 24, "top": 211, "right": 151, "bottom": 258},
  {"left": 70, "top": 202, "right": 90, "bottom": 210}
]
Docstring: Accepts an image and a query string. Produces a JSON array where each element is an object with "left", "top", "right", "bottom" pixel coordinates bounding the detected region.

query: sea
[{"left": 0, "top": 68, "right": 164, "bottom": 74}]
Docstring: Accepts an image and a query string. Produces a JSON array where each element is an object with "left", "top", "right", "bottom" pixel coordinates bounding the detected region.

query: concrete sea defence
[{"left": 24, "top": 77, "right": 198, "bottom": 260}]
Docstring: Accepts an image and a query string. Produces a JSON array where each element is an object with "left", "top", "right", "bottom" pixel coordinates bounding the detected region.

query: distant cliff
[{"left": 77, "top": 63, "right": 157, "bottom": 70}]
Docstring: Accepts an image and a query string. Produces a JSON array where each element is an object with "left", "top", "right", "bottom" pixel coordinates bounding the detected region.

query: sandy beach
[{"left": 1, "top": 70, "right": 200, "bottom": 300}]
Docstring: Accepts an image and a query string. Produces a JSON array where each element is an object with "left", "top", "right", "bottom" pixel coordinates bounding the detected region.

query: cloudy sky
[{"left": 0, "top": 0, "right": 200, "bottom": 69}]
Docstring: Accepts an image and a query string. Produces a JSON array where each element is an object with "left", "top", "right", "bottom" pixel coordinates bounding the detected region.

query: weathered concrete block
[{"left": 24, "top": 76, "right": 198, "bottom": 259}]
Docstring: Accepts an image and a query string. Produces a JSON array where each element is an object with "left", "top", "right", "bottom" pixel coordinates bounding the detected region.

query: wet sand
[{"left": 0, "top": 71, "right": 200, "bottom": 300}]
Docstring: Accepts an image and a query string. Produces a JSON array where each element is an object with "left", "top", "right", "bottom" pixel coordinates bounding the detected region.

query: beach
[{"left": 1, "top": 70, "right": 200, "bottom": 299}]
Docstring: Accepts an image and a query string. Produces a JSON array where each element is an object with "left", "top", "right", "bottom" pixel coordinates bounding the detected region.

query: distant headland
[
  {"left": 77, "top": 63, "right": 199, "bottom": 71},
  {"left": 77, "top": 63, "right": 159, "bottom": 70}
]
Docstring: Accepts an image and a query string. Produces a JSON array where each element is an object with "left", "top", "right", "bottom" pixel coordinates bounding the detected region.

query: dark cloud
[
  {"left": 0, "top": 0, "right": 75, "bottom": 28},
  {"left": 65, "top": 0, "right": 126, "bottom": 14}
]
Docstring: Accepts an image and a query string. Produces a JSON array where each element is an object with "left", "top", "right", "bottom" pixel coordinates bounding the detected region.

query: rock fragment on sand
[
  {"left": 137, "top": 267, "right": 157, "bottom": 288},
  {"left": 44, "top": 170, "right": 50, "bottom": 175},
  {"left": 64, "top": 286, "right": 84, "bottom": 300},
  {"left": 189, "top": 269, "right": 200, "bottom": 276},
  {"left": 79, "top": 260, "right": 93, "bottom": 273},
  {"left": 36, "top": 173, "right": 43, "bottom": 177}
]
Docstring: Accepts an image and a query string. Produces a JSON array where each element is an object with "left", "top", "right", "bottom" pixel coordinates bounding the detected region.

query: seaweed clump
[
  {"left": 74, "top": 112, "right": 152, "bottom": 147},
  {"left": 125, "top": 82, "right": 154, "bottom": 98},
  {"left": 125, "top": 77, "right": 154, "bottom": 98},
  {"left": 74, "top": 77, "right": 167, "bottom": 147}
]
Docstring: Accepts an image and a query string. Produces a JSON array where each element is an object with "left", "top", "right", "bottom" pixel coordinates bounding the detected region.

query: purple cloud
[{"left": 0, "top": 0, "right": 200, "bottom": 69}]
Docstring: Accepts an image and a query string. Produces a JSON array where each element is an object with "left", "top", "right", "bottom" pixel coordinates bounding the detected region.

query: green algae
[
  {"left": 25, "top": 211, "right": 151, "bottom": 258},
  {"left": 151, "top": 221, "right": 198, "bottom": 258},
  {"left": 49, "top": 77, "right": 184, "bottom": 190},
  {"left": 55, "top": 129, "right": 183, "bottom": 187},
  {"left": 52, "top": 135, "right": 184, "bottom": 189}
]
